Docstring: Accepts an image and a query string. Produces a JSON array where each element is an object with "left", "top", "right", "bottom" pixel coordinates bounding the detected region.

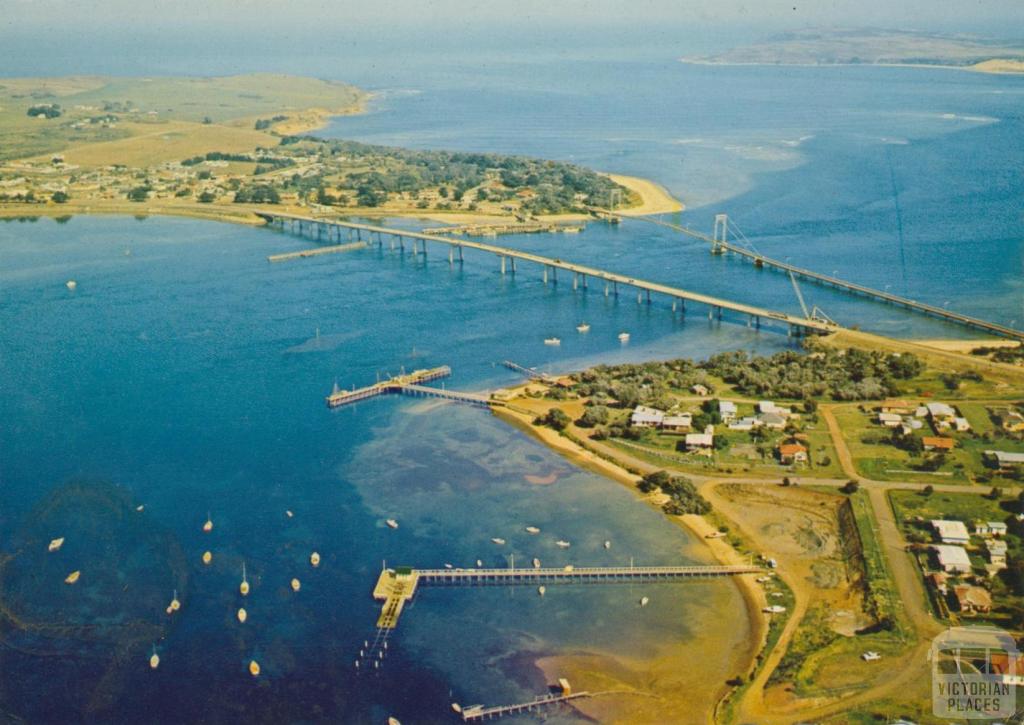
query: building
[
  {"left": 985, "top": 539, "right": 1008, "bottom": 566},
  {"left": 690, "top": 384, "right": 710, "bottom": 397},
  {"left": 685, "top": 426, "right": 715, "bottom": 453},
  {"left": 718, "top": 400, "right": 737, "bottom": 423},
  {"left": 953, "top": 585, "right": 992, "bottom": 614},
  {"left": 931, "top": 520, "right": 970, "bottom": 545},
  {"left": 926, "top": 402, "right": 958, "bottom": 429},
  {"left": 757, "top": 401, "right": 791, "bottom": 417},
  {"left": 975, "top": 521, "right": 1008, "bottom": 538},
  {"left": 880, "top": 400, "right": 913, "bottom": 415},
  {"left": 952, "top": 417, "right": 971, "bottom": 432},
  {"left": 927, "top": 572, "right": 949, "bottom": 595},
  {"left": 1000, "top": 409, "right": 1024, "bottom": 433},
  {"left": 728, "top": 417, "right": 759, "bottom": 432},
  {"left": 989, "top": 653, "right": 1024, "bottom": 685},
  {"left": 630, "top": 406, "right": 664, "bottom": 428},
  {"left": 985, "top": 450, "right": 1024, "bottom": 472},
  {"left": 932, "top": 545, "right": 972, "bottom": 573},
  {"left": 758, "top": 412, "right": 787, "bottom": 430},
  {"left": 778, "top": 443, "right": 808, "bottom": 465},
  {"left": 878, "top": 412, "right": 903, "bottom": 428},
  {"left": 922, "top": 436, "right": 955, "bottom": 452},
  {"left": 660, "top": 413, "right": 692, "bottom": 432}
]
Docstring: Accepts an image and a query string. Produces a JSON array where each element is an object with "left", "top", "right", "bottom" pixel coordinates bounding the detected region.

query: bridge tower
[{"left": 712, "top": 214, "right": 728, "bottom": 255}]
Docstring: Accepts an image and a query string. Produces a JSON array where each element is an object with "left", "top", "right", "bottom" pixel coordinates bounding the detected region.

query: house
[
  {"left": 728, "top": 417, "right": 759, "bottom": 432},
  {"left": 931, "top": 520, "right": 970, "bottom": 545},
  {"left": 778, "top": 443, "right": 808, "bottom": 465},
  {"left": 953, "top": 585, "right": 992, "bottom": 614},
  {"left": 630, "top": 406, "right": 664, "bottom": 428},
  {"left": 985, "top": 450, "right": 1024, "bottom": 472},
  {"left": 927, "top": 572, "right": 949, "bottom": 595},
  {"left": 952, "top": 417, "right": 971, "bottom": 432},
  {"left": 927, "top": 402, "right": 958, "bottom": 429},
  {"left": 975, "top": 521, "right": 1008, "bottom": 538},
  {"left": 1000, "top": 409, "right": 1024, "bottom": 433},
  {"left": 985, "top": 539, "right": 1008, "bottom": 566},
  {"left": 989, "top": 653, "right": 1024, "bottom": 686},
  {"left": 880, "top": 400, "right": 913, "bottom": 415},
  {"left": 922, "top": 436, "right": 955, "bottom": 452},
  {"left": 757, "top": 401, "right": 791, "bottom": 417},
  {"left": 758, "top": 412, "right": 787, "bottom": 430},
  {"left": 685, "top": 426, "right": 715, "bottom": 453},
  {"left": 878, "top": 412, "right": 903, "bottom": 428},
  {"left": 690, "top": 384, "right": 710, "bottom": 397},
  {"left": 718, "top": 400, "right": 737, "bottom": 423},
  {"left": 660, "top": 413, "right": 692, "bottom": 432},
  {"left": 932, "top": 544, "right": 972, "bottom": 573}
]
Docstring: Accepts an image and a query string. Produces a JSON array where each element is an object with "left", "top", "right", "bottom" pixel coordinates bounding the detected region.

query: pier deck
[{"left": 326, "top": 366, "right": 452, "bottom": 408}]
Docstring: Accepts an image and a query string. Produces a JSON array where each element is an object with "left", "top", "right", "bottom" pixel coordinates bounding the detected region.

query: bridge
[
  {"left": 256, "top": 212, "right": 836, "bottom": 336},
  {"left": 596, "top": 209, "right": 1024, "bottom": 341}
]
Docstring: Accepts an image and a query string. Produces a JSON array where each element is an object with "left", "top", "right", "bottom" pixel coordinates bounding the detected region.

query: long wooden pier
[
  {"left": 326, "top": 366, "right": 452, "bottom": 408},
  {"left": 256, "top": 212, "right": 836, "bottom": 336},
  {"left": 598, "top": 210, "right": 1024, "bottom": 341},
  {"left": 459, "top": 691, "right": 593, "bottom": 722},
  {"left": 501, "top": 360, "right": 554, "bottom": 384}
]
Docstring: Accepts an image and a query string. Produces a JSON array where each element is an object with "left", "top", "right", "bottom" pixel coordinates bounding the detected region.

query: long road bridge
[
  {"left": 256, "top": 212, "right": 836, "bottom": 336},
  {"left": 595, "top": 209, "right": 1024, "bottom": 341}
]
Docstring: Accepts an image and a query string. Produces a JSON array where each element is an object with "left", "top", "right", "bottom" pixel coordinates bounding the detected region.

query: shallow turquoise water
[{"left": 1, "top": 49, "right": 1023, "bottom": 724}]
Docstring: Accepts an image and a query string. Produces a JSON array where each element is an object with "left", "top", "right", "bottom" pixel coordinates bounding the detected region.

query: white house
[
  {"left": 685, "top": 425, "right": 715, "bottom": 453},
  {"left": 660, "top": 413, "right": 692, "bottom": 432},
  {"left": 975, "top": 521, "right": 1008, "bottom": 538},
  {"left": 986, "top": 540, "right": 1008, "bottom": 566},
  {"left": 952, "top": 417, "right": 971, "bottom": 432},
  {"left": 690, "top": 384, "right": 710, "bottom": 397},
  {"left": 931, "top": 519, "right": 970, "bottom": 545},
  {"left": 878, "top": 412, "right": 903, "bottom": 427},
  {"left": 986, "top": 450, "right": 1024, "bottom": 472},
  {"left": 927, "top": 402, "right": 958, "bottom": 429},
  {"left": 630, "top": 406, "right": 664, "bottom": 428},
  {"left": 933, "top": 545, "right": 972, "bottom": 574},
  {"left": 718, "top": 400, "right": 737, "bottom": 423},
  {"left": 728, "top": 417, "right": 759, "bottom": 432},
  {"left": 758, "top": 412, "right": 787, "bottom": 430}
]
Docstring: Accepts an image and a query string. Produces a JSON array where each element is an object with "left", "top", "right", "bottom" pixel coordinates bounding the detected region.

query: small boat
[
  {"left": 249, "top": 660, "right": 261, "bottom": 677},
  {"left": 525, "top": 526, "right": 540, "bottom": 535},
  {"left": 604, "top": 540, "right": 611, "bottom": 549},
  {"left": 640, "top": 596, "right": 649, "bottom": 607},
  {"left": 237, "top": 607, "right": 247, "bottom": 623},
  {"left": 48, "top": 537, "right": 65, "bottom": 552},
  {"left": 444, "top": 563, "right": 453, "bottom": 569},
  {"left": 291, "top": 578, "right": 301, "bottom": 592},
  {"left": 388, "top": 718, "right": 401, "bottom": 725},
  {"left": 285, "top": 510, "right": 294, "bottom": 518},
  {"left": 65, "top": 280, "right": 77, "bottom": 290},
  {"left": 555, "top": 540, "right": 571, "bottom": 549},
  {"left": 533, "top": 558, "right": 541, "bottom": 568},
  {"left": 576, "top": 323, "right": 591, "bottom": 333},
  {"left": 476, "top": 559, "right": 483, "bottom": 567},
  {"left": 491, "top": 538, "right": 506, "bottom": 545},
  {"left": 169, "top": 590, "right": 181, "bottom": 612},
  {"left": 202, "top": 513, "right": 213, "bottom": 533},
  {"left": 705, "top": 531, "right": 726, "bottom": 539},
  {"left": 136, "top": 505, "right": 144, "bottom": 512},
  {"left": 563, "top": 565, "right": 574, "bottom": 572},
  {"left": 149, "top": 647, "right": 160, "bottom": 669},
  {"left": 202, "top": 550, "right": 212, "bottom": 565},
  {"left": 543, "top": 337, "right": 561, "bottom": 346},
  {"left": 538, "top": 586, "right": 546, "bottom": 596},
  {"left": 386, "top": 519, "right": 399, "bottom": 530},
  {"left": 451, "top": 704, "right": 463, "bottom": 714},
  {"left": 240, "top": 563, "right": 250, "bottom": 596},
  {"left": 310, "top": 551, "right": 321, "bottom": 567},
  {"left": 618, "top": 332, "right": 630, "bottom": 342},
  {"left": 64, "top": 570, "right": 80, "bottom": 584}
]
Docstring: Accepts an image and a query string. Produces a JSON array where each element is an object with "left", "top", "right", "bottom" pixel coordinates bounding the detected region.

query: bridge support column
[
  {"left": 543, "top": 266, "right": 548, "bottom": 284},
  {"left": 712, "top": 213, "right": 728, "bottom": 255},
  {"left": 448, "top": 247, "right": 454, "bottom": 265},
  {"left": 573, "top": 273, "right": 578, "bottom": 291},
  {"left": 636, "top": 291, "right": 642, "bottom": 304},
  {"left": 500, "top": 255, "right": 506, "bottom": 275},
  {"left": 604, "top": 282, "right": 609, "bottom": 297},
  {"left": 646, "top": 289, "right": 651, "bottom": 304},
  {"left": 510, "top": 258, "right": 516, "bottom": 274},
  {"left": 613, "top": 281, "right": 618, "bottom": 296},
  {"left": 582, "top": 274, "right": 587, "bottom": 289}
]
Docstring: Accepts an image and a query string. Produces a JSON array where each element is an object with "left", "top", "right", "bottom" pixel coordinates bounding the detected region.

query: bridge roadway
[
  {"left": 597, "top": 210, "right": 1024, "bottom": 341},
  {"left": 257, "top": 212, "right": 835, "bottom": 335}
]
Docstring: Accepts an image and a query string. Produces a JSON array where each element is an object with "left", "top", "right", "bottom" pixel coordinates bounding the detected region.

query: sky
[{"left": 3, "top": 0, "right": 1023, "bottom": 36}]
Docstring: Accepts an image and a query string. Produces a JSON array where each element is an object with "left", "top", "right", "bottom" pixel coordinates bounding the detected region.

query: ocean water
[{"left": 2, "top": 40, "right": 1023, "bottom": 724}]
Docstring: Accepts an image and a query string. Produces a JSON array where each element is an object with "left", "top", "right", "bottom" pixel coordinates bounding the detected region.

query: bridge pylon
[{"left": 712, "top": 214, "right": 728, "bottom": 255}]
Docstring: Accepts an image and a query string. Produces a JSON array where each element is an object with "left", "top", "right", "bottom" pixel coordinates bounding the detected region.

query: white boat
[
  {"left": 603, "top": 540, "right": 611, "bottom": 549},
  {"left": 564, "top": 565, "right": 574, "bottom": 572},
  {"left": 310, "top": 551, "right": 321, "bottom": 567},
  {"left": 525, "top": 526, "right": 540, "bottom": 534},
  {"left": 618, "top": 332, "right": 630, "bottom": 342},
  {"left": 285, "top": 510, "right": 294, "bottom": 518},
  {"left": 136, "top": 505, "right": 144, "bottom": 511},
  {"left": 862, "top": 651, "right": 881, "bottom": 662},
  {"left": 451, "top": 704, "right": 463, "bottom": 714},
  {"left": 763, "top": 605, "right": 786, "bottom": 614},
  {"left": 202, "top": 513, "right": 213, "bottom": 533},
  {"left": 555, "top": 540, "right": 571, "bottom": 548},
  {"left": 240, "top": 564, "right": 250, "bottom": 596},
  {"left": 202, "top": 550, "right": 212, "bottom": 565},
  {"left": 576, "top": 323, "right": 590, "bottom": 333},
  {"left": 149, "top": 646, "right": 160, "bottom": 669},
  {"left": 48, "top": 537, "right": 65, "bottom": 552},
  {"left": 386, "top": 519, "right": 399, "bottom": 529},
  {"left": 544, "top": 337, "right": 561, "bottom": 346},
  {"left": 640, "top": 596, "right": 649, "bottom": 607},
  {"left": 444, "top": 563, "right": 453, "bottom": 569},
  {"left": 388, "top": 718, "right": 401, "bottom": 725},
  {"left": 291, "top": 578, "right": 301, "bottom": 592},
  {"left": 249, "top": 660, "right": 261, "bottom": 677},
  {"left": 538, "top": 586, "right": 546, "bottom": 596},
  {"left": 533, "top": 558, "right": 541, "bottom": 568},
  {"left": 65, "top": 279, "right": 77, "bottom": 290},
  {"left": 476, "top": 559, "right": 483, "bottom": 567},
  {"left": 237, "top": 607, "right": 247, "bottom": 623},
  {"left": 491, "top": 538, "right": 506, "bottom": 545}
]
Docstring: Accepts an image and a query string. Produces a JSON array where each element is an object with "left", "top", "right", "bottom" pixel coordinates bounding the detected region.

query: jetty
[
  {"left": 597, "top": 209, "right": 1024, "bottom": 341},
  {"left": 256, "top": 212, "right": 836, "bottom": 337},
  {"left": 459, "top": 689, "right": 593, "bottom": 722},
  {"left": 501, "top": 360, "right": 555, "bottom": 384},
  {"left": 326, "top": 366, "right": 452, "bottom": 408}
]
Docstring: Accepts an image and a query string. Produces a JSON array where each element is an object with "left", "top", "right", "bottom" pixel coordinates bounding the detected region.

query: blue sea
[{"left": 1, "top": 30, "right": 1023, "bottom": 724}]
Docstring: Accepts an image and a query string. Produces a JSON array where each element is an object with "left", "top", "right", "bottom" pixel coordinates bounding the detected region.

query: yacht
[
  {"left": 525, "top": 526, "right": 540, "bottom": 534},
  {"left": 640, "top": 596, "right": 649, "bottom": 607},
  {"left": 444, "top": 563, "right": 453, "bottom": 569},
  {"left": 237, "top": 607, "right": 247, "bottom": 623},
  {"left": 386, "top": 519, "right": 399, "bottom": 530},
  {"left": 618, "top": 332, "right": 630, "bottom": 342},
  {"left": 538, "top": 586, "right": 546, "bottom": 596},
  {"left": 533, "top": 558, "right": 541, "bottom": 568},
  {"left": 604, "top": 540, "right": 611, "bottom": 549},
  {"left": 202, "top": 550, "right": 212, "bottom": 565},
  {"left": 476, "top": 559, "right": 483, "bottom": 567},
  {"left": 555, "top": 540, "right": 571, "bottom": 549},
  {"left": 491, "top": 538, "right": 506, "bottom": 545},
  {"left": 291, "top": 578, "right": 301, "bottom": 592},
  {"left": 136, "top": 505, "right": 145, "bottom": 512},
  {"left": 285, "top": 510, "right": 294, "bottom": 518},
  {"left": 48, "top": 537, "right": 64, "bottom": 552},
  {"left": 65, "top": 279, "right": 77, "bottom": 290},
  {"left": 203, "top": 513, "right": 213, "bottom": 533},
  {"left": 149, "top": 647, "right": 160, "bottom": 669},
  {"left": 543, "top": 337, "right": 561, "bottom": 346},
  {"left": 169, "top": 590, "right": 181, "bottom": 612},
  {"left": 576, "top": 322, "right": 590, "bottom": 333},
  {"left": 249, "top": 660, "right": 261, "bottom": 677},
  {"left": 310, "top": 551, "right": 321, "bottom": 567},
  {"left": 64, "top": 570, "right": 80, "bottom": 584},
  {"left": 240, "top": 564, "right": 250, "bottom": 596}
]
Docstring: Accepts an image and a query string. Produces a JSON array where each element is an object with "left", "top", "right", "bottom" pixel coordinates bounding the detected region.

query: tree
[
  {"left": 127, "top": 186, "right": 150, "bottom": 202},
  {"left": 841, "top": 480, "right": 860, "bottom": 494},
  {"left": 577, "top": 405, "right": 609, "bottom": 428},
  {"left": 638, "top": 470, "right": 672, "bottom": 493},
  {"left": 988, "top": 486, "right": 1003, "bottom": 501},
  {"left": 537, "top": 408, "right": 571, "bottom": 431},
  {"left": 198, "top": 191, "right": 216, "bottom": 203},
  {"left": 922, "top": 485, "right": 934, "bottom": 497},
  {"left": 51, "top": 191, "right": 69, "bottom": 203}
]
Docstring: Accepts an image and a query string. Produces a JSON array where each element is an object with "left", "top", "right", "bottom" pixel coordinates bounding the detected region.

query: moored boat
[
  {"left": 491, "top": 537, "right": 506, "bottom": 545},
  {"left": 48, "top": 537, "right": 64, "bottom": 552},
  {"left": 525, "top": 526, "right": 540, "bottom": 534},
  {"left": 543, "top": 337, "right": 561, "bottom": 346},
  {"left": 555, "top": 540, "right": 571, "bottom": 548},
  {"left": 640, "top": 596, "right": 649, "bottom": 607},
  {"left": 576, "top": 322, "right": 590, "bottom": 333},
  {"left": 64, "top": 570, "right": 80, "bottom": 584},
  {"left": 386, "top": 518, "right": 399, "bottom": 529},
  {"left": 618, "top": 332, "right": 630, "bottom": 342},
  {"left": 533, "top": 558, "right": 541, "bottom": 568}
]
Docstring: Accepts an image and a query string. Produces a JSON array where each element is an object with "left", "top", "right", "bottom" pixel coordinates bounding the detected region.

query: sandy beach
[{"left": 607, "top": 174, "right": 684, "bottom": 215}]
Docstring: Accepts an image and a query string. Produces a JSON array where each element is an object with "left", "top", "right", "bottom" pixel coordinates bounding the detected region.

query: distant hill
[{"left": 682, "top": 28, "right": 1024, "bottom": 72}]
